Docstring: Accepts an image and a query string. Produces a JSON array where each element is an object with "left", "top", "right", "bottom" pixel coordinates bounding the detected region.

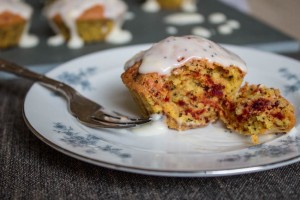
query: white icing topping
[
  {"left": 164, "top": 13, "right": 204, "bottom": 26},
  {"left": 191, "top": 26, "right": 212, "bottom": 38},
  {"left": 218, "top": 24, "right": 233, "bottom": 35},
  {"left": 181, "top": 0, "right": 197, "bottom": 12},
  {"left": 226, "top": 19, "right": 241, "bottom": 29},
  {"left": 47, "top": 35, "right": 65, "bottom": 46},
  {"left": 68, "top": 34, "right": 84, "bottom": 49},
  {"left": 44, "top": 0, "right": 129, "bottom": 48},
  {"left": 125, "top": 35, "right": 247, "bottom": 75},
  {"left": 208, "top": 12, "right": 227, "bottom": 24},
  {"left": 45, "top": 0, "right": 127, "bottom": 20},
  {"left": 166, "top": 26, "right": 178, "bottom": 35},
  {"left": 142, "top": 0, "right": 160, "bottom": 13},
  {"left": 19, "top": 33, "right": 39, "bottom": 48},
  {"left": 105, "top": 25, "right": 132, "bottom": 44},
  {"left": 130, "top": 114, "right": 168, "bottom": 136},
  {"left": 0, "top": 0, "right": 32, "bottom": 19},
  {"left": 151, "top": 114, "right": 163, "bottom": 121}
]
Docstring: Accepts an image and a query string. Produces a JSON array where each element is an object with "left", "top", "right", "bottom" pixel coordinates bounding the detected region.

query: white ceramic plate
[{"left": 23, "top": 44, "right": 300, "bottom": 177}]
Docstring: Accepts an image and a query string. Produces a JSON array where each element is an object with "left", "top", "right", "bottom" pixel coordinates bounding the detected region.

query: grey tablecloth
[{"left": 1, "top": 54, "right": 300, "bottom": 199}]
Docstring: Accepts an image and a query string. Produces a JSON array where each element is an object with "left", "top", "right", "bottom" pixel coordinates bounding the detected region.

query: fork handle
[{"left": 0, "top": 58, "right": 76, "bottom": 97}]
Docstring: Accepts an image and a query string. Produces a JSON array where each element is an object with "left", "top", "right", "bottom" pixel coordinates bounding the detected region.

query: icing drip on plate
[
  {"left": 19, "top": 33, "right": 39, "bottom": 48},
  {"left": 142, "top": 0, "right": 160, "bottom": 13},
  {"left": 164, "top": 13, "right": 204, "bottom": 26},
  {"left": 130, "top": 114, "right": 168, "bottom": 136},
  {"left": 181, "top": 0, "right": 197, "bottom": 12}
]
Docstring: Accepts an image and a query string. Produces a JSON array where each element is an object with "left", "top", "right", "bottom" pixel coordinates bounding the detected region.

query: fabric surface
[
  {"left": 1, "top": 0, "right": 300, "bottom": 198},
  {"left": 1, "top": 62, "right": 300, "bottom": 200}
]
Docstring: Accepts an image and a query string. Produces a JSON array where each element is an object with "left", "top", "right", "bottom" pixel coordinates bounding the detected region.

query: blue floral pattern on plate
[
  {"left": 53, "top": 122, "right": 131, "bottom": 158},
  {"left": 279, "top": 68, "right": 300, "bottom": 95},
  {"left": 57, "top": 67, "right": 97, "bottom": 91},
  {"left": 219, "top": 136, "right": 300, "bottom": 162}
]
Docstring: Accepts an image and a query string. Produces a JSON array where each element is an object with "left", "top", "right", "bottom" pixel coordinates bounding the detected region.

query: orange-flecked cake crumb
[
  {"left": 122, "top": 59, "right": 245, "bottom": 130},
  {"left": 220, "top": 83, "right": 296, "bottom": 143}
]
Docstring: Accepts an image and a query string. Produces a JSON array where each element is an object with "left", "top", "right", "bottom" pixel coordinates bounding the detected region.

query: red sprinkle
[
  {"left": 272, "top": 112, "right": 284, "bottom": 120},
  {"left": 164, "top": 97, "right": 170, "bottom": 102},
  {"left": 177, "top": 56, "right": 185, "bottom": 62},
  {"left": 251, "top": 99, "right": 270, "bottom": 111},
  {"left": 209, "top": 84, "right": 224, "bottom": 97},
  {"left": 178, "top": 100, "right": 186, "bottom": 106},
  {"left": 191, "top": 96, "right": 197, "bottom": 101}
]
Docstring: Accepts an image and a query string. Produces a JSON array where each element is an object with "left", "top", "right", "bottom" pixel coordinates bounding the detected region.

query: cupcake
[
  {"left": 44, "top": 0, "right": 132, "bottom": 49},
  {"left": 142, "top": 0, "right": 197, "bottom": 12},
  {"left": 122, "top": 35, "right": 296, "bottom": 141},
  {"left": 220, "top": 83, "right": 296, "bottom": 143},
  {"left": 0, "top": 0, "right": 39, "bottom": 49},
  {"left": 122, "top": 35, "right": 247, "bottom": 130}
]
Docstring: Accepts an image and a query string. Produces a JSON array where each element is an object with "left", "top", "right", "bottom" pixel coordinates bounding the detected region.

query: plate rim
[
  {"left": 22, "top": 107, "right": 300, "bottom": 177},
  {"left": 22, "top": 43, "right": 300, "bottom": 177}
]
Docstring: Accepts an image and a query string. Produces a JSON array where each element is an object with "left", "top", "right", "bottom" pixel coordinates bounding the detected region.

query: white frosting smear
[
  {"left": 218, "top": 24, "right": 233, "bottom": 35},
  {"left": 125, "top": 35, "right": 247, "bottom": 75},
  {"left": 166, "top": 26, "right": 178, "bottom": 35},
  {"left": 67, "top": 34, "right": 84, "bottom": 49},
  {"left": 105, "top": 26, "right": 132, "bottom": 44},
  {"left": 192, "top": 26, "right": 212, "bottom": 38},
  {"left": 208, "top": 12, "right": 227, "bottom": 24},
  {"left": 181, "top": 0, "right": 197, "bottom": 12},
  {"left": 47, "top": 35, "right": 65, "bottom": 46},
  {"left": 19, "top": 33, "right": 39, "bottom": 48},
  {"left": 164, "top": 13, "right": 204, "bottom": 26},
  {"left": 130, "top": 114, "right": 168, "bottom": 136},
  {"left": 226, "top": 19, "right": 241, "bottom": 29},
  {"left": 142, "top": 0, "right": 160, "bottom": 13}
]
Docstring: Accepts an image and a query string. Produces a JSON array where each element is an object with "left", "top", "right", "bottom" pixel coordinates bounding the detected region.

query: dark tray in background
[{"left": 0, "top": 0, "right": 299, "bottom": 66}]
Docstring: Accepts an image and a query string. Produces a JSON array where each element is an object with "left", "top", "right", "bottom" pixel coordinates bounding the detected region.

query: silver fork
[{"left": 0, "top": 58, "right": 151, "bottom": 128}]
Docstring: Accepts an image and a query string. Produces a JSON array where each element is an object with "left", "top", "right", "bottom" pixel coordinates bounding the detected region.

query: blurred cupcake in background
[
  {"left": 142, "top": 0, "right": 197, "bottom": 13},
  {"left": 44, "top": 0, "right": 132, "bottom": 49},
  {"left": 0, "top": 0, "right": 39, "bottom": 49}
]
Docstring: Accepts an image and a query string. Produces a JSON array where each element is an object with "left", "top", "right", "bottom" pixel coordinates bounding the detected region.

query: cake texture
[
  {"left": 121, "top": 35, "right": 296, "bottom": 141},
  {"left": 122, "top": 35, "right": 247, "bottom": 130},
  {"left": 0, "top": 0, "right": 38, "bottom": 49},
  {"left": 44, "top": 0, "right": 131, "bottom": 49},
  {"left": 220, "top": 83, "right": 296, "bottom": 143}
]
